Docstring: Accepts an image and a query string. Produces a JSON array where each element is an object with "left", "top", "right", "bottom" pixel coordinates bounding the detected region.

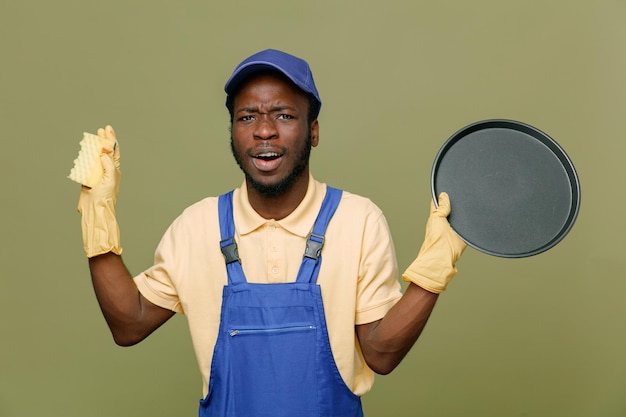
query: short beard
[{"left": 230, "top": 134, "right": 312, "bottom": 197}]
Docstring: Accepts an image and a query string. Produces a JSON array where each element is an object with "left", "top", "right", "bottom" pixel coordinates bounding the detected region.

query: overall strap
[
  {"left": 218, "top": 190, "right": 246, "bottom": 285},
  {"left": 296, "top": 186, "right": 343, "bottom": 284},
  {"left": 218, "top": 187, "right": 343, "bottom": 285}
]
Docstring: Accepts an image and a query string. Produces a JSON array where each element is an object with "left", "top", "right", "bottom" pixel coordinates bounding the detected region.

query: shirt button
[
  {"left": 269, "top": 225, "right": 276, "bottom": 232},
  {"left": 271, "top": 266, "right": 279, "bottom": 274},
  {"left": 271, "top": 246, "right": 277, "bottom": 252}
]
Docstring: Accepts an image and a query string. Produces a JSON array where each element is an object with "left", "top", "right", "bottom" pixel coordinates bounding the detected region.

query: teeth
[{"left": 256, "top": 152, "right": 280, "bottom": 159}]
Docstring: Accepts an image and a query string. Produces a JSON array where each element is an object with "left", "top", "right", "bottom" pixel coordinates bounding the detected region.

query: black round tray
[{"left": 431, "top": 119, "right": 581, "bottom": 258}]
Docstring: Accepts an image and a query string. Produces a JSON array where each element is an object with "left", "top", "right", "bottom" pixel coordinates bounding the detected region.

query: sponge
[{"left": 67, "top": 132, "right": 115, "bottom": 188}]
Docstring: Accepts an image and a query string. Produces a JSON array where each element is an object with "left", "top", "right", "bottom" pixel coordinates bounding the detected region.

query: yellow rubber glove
[
  {"left": 77, "top": 125, "right": 122, "bottom": 258},
  {"left": 402, "top": 192, "right": 467, "bottom": 293}
]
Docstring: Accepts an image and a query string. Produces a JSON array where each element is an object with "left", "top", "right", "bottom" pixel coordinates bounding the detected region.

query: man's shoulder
[
  {"left": 334, "top": 187, "right": 379, "bottom": 207},
  {"left": 332, "top": 187, "right": 384, "bottom": 220},
  {"left": 180, "top": 186, "right": 242, "bottom": 216},
  {"left": 175, "top": 195, "right": 220, "bottom": 223},
  {"left": 325, "top": 187, "right": 393, "bottom": 244}
]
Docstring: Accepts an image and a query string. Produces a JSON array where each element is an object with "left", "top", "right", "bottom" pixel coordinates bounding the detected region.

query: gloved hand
[
  {"left": 77, "top": 125, "right": 122, "bottom": 258},
  {"left": 402, "top": 192, "right": 467, "bottom": 293}
]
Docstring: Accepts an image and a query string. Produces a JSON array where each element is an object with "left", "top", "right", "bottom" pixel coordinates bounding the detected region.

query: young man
[{"left": 77, "top": 49, "right": 466, "bottom": 416}]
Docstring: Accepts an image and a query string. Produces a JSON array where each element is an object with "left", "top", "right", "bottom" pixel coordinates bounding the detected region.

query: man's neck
[{"left": 246, "top": 172, "right": 310, "bottom": 220}]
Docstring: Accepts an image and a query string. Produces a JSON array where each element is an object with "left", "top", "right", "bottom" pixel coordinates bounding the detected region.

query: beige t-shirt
[{"left": 134, "top": 176, "right": 402, "bottom": 397}]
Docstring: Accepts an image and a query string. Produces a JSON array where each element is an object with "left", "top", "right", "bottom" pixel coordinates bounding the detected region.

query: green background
[{"left": 1, "top": 1, "right": 624, "bottom": 416}]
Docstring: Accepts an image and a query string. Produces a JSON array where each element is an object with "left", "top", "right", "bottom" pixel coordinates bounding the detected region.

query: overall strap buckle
[
  {"left": 220, "top": 237, "right": 240, "bottom": 264},
  {"left": 303, "top": 233, "right": 325, "bottom": 261}
]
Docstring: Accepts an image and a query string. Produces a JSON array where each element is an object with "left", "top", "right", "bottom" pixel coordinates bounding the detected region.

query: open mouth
[
  {"left": 252, "top": 151, "right": 283, "bottom": 171},
  {"left": 254, "top": 151, "right": 281, "bottom": 161}
]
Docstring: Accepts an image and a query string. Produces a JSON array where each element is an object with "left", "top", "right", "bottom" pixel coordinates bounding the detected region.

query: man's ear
[{"left": 310, "top": 120, "right": 319, "bottom": 147}]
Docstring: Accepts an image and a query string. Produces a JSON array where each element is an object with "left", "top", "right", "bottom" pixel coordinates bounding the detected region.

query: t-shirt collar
[{"left": 233, "top": 173, "right": 326, "bottom": 238}]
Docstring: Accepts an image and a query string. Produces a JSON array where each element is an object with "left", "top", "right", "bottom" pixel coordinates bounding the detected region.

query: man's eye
[
  {"left": 277, "top": 114, "right": 294, "bottom": 120},
  {"left": 240, "top": 115, "right": 255, "bottom": 121}
]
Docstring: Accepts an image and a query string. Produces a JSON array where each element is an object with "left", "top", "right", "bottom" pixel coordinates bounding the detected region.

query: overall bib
[{"left": 199, "top": 187, "right": 364, "bottom": 417}]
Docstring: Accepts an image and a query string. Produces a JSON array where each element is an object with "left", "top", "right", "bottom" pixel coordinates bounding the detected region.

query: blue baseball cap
[{"left": 224, "top": 49, "right": 321, "bottom": 117}]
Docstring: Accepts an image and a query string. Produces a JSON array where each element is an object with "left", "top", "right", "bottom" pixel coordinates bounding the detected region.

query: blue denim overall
[{"left": 199, "top": 187, "right": 363, "bottom": 417}]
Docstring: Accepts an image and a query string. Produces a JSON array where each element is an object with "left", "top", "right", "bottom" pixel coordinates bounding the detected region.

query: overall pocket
[{"left": 226, "top": 313, "right": 320, "bottom": 416}]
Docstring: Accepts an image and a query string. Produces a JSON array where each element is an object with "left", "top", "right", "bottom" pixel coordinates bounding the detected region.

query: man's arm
[
  {"left": 89, "top": 252, "right": 175, "bottom": 346},
  {"left": 356, "top": 284, "right": 438, "bottom": 375},
  {"left": 357, "top": 192, "right": 466, "bottom": 374},
  {"left": 75, "top": 126, "right": 174, "bottom": 346}
]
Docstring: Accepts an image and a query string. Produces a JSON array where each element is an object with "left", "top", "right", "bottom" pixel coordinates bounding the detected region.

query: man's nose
[{"left": 253, "top": 115, "right": 278, "bottom": 140}]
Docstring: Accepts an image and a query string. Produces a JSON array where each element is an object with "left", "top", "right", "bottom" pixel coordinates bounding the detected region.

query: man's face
[{"left": 230, "top": 73, "right": 319, "bottom": 196}]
